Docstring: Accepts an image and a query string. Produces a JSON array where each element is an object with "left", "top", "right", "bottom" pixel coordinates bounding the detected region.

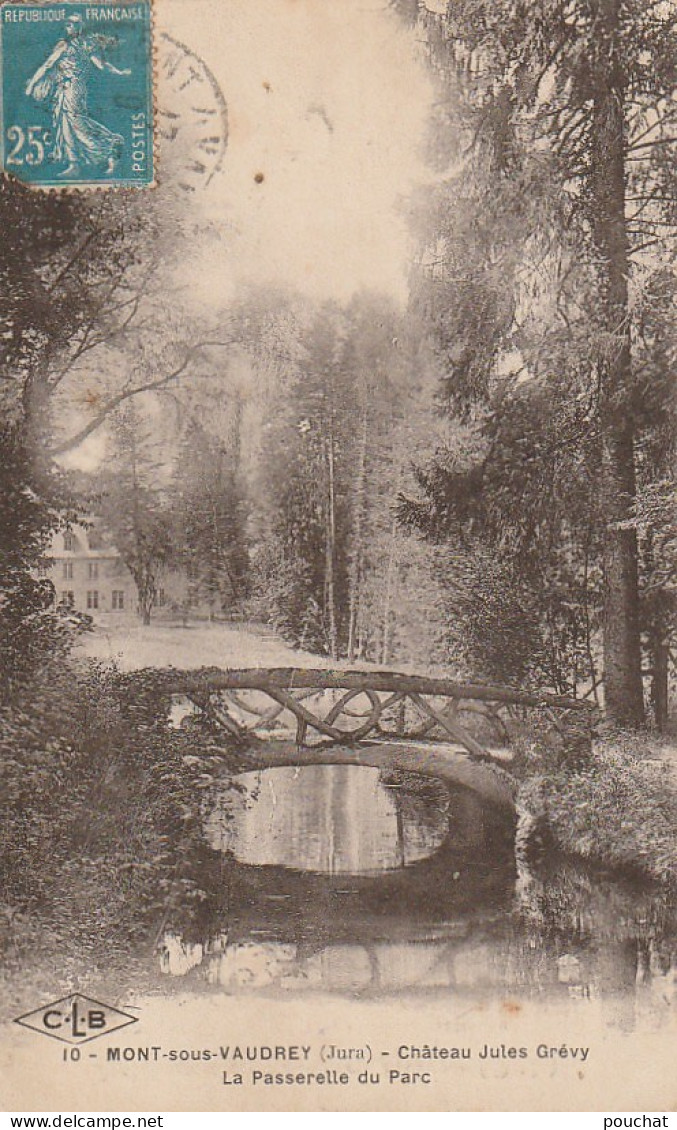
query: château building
[
  {"left": 43, "top": 520, "right": 230, "bottom": 620},
  {"left": 45, "top": 523, "right": 142, "bottom": 615}
]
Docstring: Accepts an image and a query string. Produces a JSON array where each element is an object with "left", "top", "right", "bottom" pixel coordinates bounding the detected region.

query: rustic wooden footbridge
[{"left": 151, "top": 667, "right": 594, "bottom": 811}]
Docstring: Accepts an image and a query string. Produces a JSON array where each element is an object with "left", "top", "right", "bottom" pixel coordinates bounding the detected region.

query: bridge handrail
[{"left": 153, "top": 666, "right": 593, "bottom": 713}]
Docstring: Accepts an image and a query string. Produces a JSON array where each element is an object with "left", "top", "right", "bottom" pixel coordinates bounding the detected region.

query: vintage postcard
[{"left": 0, "top": 0, "right": 675, "bottom": 1115}]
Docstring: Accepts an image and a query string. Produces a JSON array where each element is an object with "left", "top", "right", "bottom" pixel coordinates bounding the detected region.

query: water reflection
[
  {"left": 157, "top": 764, "right": 676, "bottom": 1031},
  {"left": 204, "top": 765, "right": 450, "bottom": 873},
  {"left": 158, "top": 920, "right": 676, "bottom": 1028}
]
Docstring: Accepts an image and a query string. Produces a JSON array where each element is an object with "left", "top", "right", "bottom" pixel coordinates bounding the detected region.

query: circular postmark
[{"left": 158, "top": 32, "right": 228, "bottom": 192}]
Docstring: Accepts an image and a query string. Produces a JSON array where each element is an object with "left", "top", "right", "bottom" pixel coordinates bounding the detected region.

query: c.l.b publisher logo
[{"left": 14, "top": 993, "right": 138, "bottom": 1044}]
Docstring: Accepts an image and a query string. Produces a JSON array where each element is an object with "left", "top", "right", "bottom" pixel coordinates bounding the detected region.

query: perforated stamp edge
[{"left": 0, "top": 0, "right": 158, "bottom": 194}]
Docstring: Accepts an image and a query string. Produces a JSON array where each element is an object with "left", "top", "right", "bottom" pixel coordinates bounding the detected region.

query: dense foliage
[
  {"left": 248, "top": 296, "right": 444, "bottom": 663},
  {"left": 0, "top": 175, "right": 162, "bottom": 689},
  {"left": 397, "top": 0, "right": 677, "bottom": 725},
  {"left": 0, "top": 659, "right": 236, "bottom": 1007}
]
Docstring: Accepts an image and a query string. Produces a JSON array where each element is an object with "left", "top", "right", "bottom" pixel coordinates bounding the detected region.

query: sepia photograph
[{"left": 0, "top": 0, "right": 675, "bottom": 1114}]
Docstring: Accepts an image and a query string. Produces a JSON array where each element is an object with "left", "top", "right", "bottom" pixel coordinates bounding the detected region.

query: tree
[
  {"left": 0, "top": 177, "right": 149, "bottom": 684},
  {"left": 254, "top": 304, "right": 349, "bottom": 656},
  {"left": 98, "top": 406, "right": 176, "bottom": 625},
  {"left": 630, "top": 267, "right": 677, "bottom": 729},
  {"left": 398, "top": 383, "right": 607, "bottom": 693},
  {"left": 0, "top": 425, "right": 74, "bottom": 697},
  {"left": 173, "top": 417, "right": 250, "bottom": 616},
  {"left": 248, "top": 294, "right": 447, "bottom": 666},
  {"left": 398, "top": 0, "right": 677, "bottom": 725},
  {"left": 0, "top": 166, "right": 243, "bottom": 674}
]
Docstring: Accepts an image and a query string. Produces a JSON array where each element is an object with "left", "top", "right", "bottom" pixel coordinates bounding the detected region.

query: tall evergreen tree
[
  {"left": 399, "top": 0, "right": 677, "bottom": 724},
  {"left": 98, "top": 406, "right": 175, "bottom": 625},
  {"left": 173, "top": 416, "right": 250, "bottom": 616}
]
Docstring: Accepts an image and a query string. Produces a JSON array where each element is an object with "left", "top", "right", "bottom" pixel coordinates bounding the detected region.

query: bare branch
[
  {"left": 48, "top": 264, "right": 159, "bottom": 389},
  {"left": 46, "top": 229, "right": 101, "bottom": 295},
  {"left": 628, "top": 108, "right": 677, "bottom": 151},
  {"left": 49, "top": 339, "right": 237, "bottom": 456},
  {"left": 627, "top": 135, "right": 677, "bottom": 156},
  {"left": 629, "top": 237, "right": 664, "bottom": 254}
]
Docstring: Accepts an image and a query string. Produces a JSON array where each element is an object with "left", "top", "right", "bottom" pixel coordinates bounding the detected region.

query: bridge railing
[{"left": 152, "top": 667, "right": 594, "bottom": 766}]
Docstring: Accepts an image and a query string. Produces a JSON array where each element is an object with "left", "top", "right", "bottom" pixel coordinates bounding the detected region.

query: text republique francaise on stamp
[{"left": 0, "top": 1, "right": 154, "bottom": 188}]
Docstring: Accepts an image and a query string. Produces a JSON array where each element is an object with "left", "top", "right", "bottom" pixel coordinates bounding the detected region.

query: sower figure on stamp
[{"left": 25, "top": 13, "right": 131, "bottom": 177}]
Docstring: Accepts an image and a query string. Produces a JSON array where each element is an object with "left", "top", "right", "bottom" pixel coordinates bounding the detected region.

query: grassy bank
[{"left": 518, "top": 731, "right": 677, "bottom": 890}]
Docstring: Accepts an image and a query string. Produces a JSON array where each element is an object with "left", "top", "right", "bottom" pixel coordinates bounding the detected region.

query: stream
[{"left": 157, "top": 763, "right": 676, "bottom": 1031}]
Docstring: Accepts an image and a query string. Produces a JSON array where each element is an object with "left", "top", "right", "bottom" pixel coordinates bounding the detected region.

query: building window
[
  {"left": 88, "top": 562, "right": 99, "bottom": 580},
  {"left": 60, "top": 591, "right": 75, "bottom": 608},
  {"left": 63, "top": 561, "right": 73, "bottom": 580},
  {"left": 158, "top": 588, "right": 166, "bottom": 608},
  {"left": 112, "top": 590, "right": 125, "bottom": 610},
  {"left": 63, "top": 532, "right": 74, "bottom": 552},
  {"left": 86, "top": 591, "right": 99, "bottom": 610}
]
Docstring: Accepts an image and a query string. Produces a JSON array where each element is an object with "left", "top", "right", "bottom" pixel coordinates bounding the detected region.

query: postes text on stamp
[{"left": 0, "top": 1, "right": 154, "bottom": 188}]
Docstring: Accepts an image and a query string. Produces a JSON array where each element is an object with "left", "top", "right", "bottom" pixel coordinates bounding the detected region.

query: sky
[
  {"left": 160, "top": 0, "right": 434, "bottom": 307},
  {"left": 59, "top": 0, "right": 436, "bottom": 470}
]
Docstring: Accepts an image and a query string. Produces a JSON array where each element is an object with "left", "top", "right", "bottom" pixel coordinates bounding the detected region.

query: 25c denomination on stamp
[{"left": 0, "top": 1, "right": 154, "bottom": 188}]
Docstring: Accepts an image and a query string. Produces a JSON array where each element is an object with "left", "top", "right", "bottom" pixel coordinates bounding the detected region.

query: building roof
[{"left": 49, "top": 520, "right": 123, "bottom": 560}]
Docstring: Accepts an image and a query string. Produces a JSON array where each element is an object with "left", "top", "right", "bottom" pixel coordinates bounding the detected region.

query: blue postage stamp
[{"left": 0, "top": 2, "right": 154, "bottom": 188}]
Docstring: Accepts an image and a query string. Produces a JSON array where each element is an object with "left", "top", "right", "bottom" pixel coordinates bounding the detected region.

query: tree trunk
[
  {"left": 590, "top": 0, "right": 645, "bottom": 727},
  {"left": 583, "top": 544, "right": 601, "bottom": 707},
  {"left": 324, "top": 423, "right": 338, "bottom": 660},
  {"left": 347, "top": 407, "right": 368, "bottom": 661},
  {"left": 650, "top": 631, "right": 669, "bottom": 733},
  {"left": 599, "top": 426, "right": 644, "bottom": 725},
  {"left": 138, "top": 575, "right": 154, "bottom": 625},
  {"left": 381, "top": 462, "right": 404, "bottom": 666},
  {"left": 381, "top": 511, "right": 398, "bottom": 666}
]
